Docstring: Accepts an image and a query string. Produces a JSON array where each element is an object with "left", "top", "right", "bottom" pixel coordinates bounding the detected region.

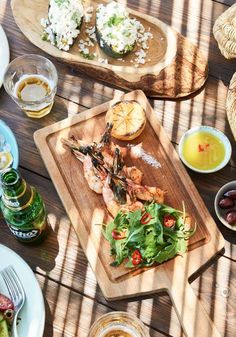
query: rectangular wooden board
[{"left": 34, "top": 90, "right": 224, "bottom": 300}]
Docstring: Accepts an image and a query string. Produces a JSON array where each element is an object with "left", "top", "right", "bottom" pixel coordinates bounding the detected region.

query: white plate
[
  {"left": 0, "top": 25, "right": 10, "bottom": 88},
  {"left": 0, "top": 244, "right": 45, "bottom": 337}
]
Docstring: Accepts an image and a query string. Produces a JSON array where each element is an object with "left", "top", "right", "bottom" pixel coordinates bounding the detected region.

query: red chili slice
[
  {"left": 0, "top": 294, "right": 14, "bottom": 311},
  {"left": 163, "top": 214, "right": 176, "bottom": 228},
  {"left": 141, "top": 212, "right": 152, "bottom": 225},
  {"left": 198, "top": 144, "right": 204, "bottom": 152},
  {"left": 112, "top": 229, "right": 126, "bottom": 240},
  {"left": 132, "top": 249, "right": 142, "bottom": 265}
]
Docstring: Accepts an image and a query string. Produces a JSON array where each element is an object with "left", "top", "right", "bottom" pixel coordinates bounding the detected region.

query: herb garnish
[{"left": 102, "top": 202, "right": 196, "bottom": 268}]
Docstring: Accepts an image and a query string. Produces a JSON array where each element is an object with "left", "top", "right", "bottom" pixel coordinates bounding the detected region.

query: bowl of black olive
[{"left": 215, "top": 181, "right": 236, "bottom": 230}]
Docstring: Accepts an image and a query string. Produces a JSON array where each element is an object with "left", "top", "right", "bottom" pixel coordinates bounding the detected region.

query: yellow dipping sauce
[{"left": 182, "top": 131, "right": 225, "bottom": 171}]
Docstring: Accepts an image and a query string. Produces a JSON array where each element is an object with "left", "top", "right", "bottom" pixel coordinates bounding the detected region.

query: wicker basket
[
  {"left": 226, "top": 72, "right": 236, "bottom": 140},
  {"left": 213, "top": 3, "right": 236, "bottom": 59}
]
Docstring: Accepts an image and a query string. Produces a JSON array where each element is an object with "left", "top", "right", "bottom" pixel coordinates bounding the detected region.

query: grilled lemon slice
[{"left": 105, "top": 100, "right": 146, "bottom": 140}]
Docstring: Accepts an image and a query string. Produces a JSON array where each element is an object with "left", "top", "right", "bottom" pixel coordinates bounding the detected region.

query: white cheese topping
[
  {"left": 84, "top": 6, "right": 94, "bottom": 23},
  {"left": 41, "top": 0, "right": 84, "bottom": 51},
  {"left": 96, "top": 1, "right": 141, "bottom": 54}
]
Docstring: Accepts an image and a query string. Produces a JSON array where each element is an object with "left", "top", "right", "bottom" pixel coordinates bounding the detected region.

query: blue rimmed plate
[
  {"left": 0, "top": 120, "right": 19, "bottom": 196},
  {"left": 0, "top": 120, "right": 19, "bottom": 169},
  {"left": 0, "top": 25, "right": 10, "bottom": 88}
]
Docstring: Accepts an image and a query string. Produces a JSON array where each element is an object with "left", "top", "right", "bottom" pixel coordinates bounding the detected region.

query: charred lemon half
[{"left": 105, "top": 100, "right": 146, "bottom": 141}]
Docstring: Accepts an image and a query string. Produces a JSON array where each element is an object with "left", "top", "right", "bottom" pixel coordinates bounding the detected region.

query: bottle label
[{"left": 8, "top": 225, "right": 41, "bottom": 241}]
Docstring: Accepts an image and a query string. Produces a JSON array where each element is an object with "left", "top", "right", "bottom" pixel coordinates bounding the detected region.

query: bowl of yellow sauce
[{"left": 179, "top": 126, "right": 232, "bottom": 173}]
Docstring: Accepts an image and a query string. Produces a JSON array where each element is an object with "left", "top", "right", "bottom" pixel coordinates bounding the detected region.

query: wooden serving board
[
  {"left": 34, "top": 90, "right": 224, "bottom": 337},
  {"left": 11, "top": 0, "right": 208, "bottom": 98}
]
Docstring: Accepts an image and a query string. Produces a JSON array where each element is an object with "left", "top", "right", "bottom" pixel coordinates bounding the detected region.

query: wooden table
[{"left": 0, "top": 0, "right": 236, "bottom": 336}]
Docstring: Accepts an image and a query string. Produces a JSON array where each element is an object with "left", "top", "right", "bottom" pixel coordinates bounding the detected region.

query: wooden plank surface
[{"left": 0, "top": 0, "right": 236, "bottom": 336}]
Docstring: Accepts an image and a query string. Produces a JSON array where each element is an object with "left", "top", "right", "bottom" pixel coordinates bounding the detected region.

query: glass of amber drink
[
  {"left": 3, "top": 54, "right": 58, "bottom": 118},
  {"left": 88, "top": 312, "right": 150, "bottom": 337}
]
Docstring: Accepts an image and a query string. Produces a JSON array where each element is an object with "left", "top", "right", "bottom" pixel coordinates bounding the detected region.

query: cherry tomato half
[
  {"left": 141, "top": 212, "right": 152, "bottom": 224},
  {"left": 132, "top": 249, "right": 142, "bottom": 265},
  {"left": 0, "top": 294, "right": 14, "bottom": 311},
  {"left": 163, "top": 214, "right": 176, "bottom": 228},
  {"left": 112, "top": 229, "right": 126, "bottom": 240}
]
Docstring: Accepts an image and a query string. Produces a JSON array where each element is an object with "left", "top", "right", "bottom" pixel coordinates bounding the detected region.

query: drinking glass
[
  {"left": 88, "top": 311, "right": 150, "bottom": 337},
  {"left": 3, "top": 54, "right": 58, "bottom": 118}
]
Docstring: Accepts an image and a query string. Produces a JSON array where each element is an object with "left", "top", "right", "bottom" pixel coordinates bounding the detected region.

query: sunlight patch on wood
[
  {"left": 77, "top": 296, "right": 94, "bottom": 336},
  {"left": 47, "top": 213, "right": 58, "bottom": 231},
  {"left": 198, "top": 1, "right": 212, "bottom": 59},
  {"left": 53, "top": 284, "right": 71, "bottom": 328},
  {"left": 61, "top": 228, "right": 78, "bottom": 287},
  {"left": 163, "top": 101, "right": 176, "bottom": 134},
  {"left": 83, "top": 264, "right": 98, "bottom": 298},
  {"left": 127, "top": 301, "right": 140, "bottom": 315},
  {"left": 55, "top": 127, "right": 72, "bottom": 155},
  {"left": 186, "top": 0, "right": 202, "bottom": 41},
  {"left": 140, "top": 298, "right": 154, "bottom": 325},
  {"left": 169, "top": 305, "right": 182, "bottom": 337},
  {"left": 56, "top": 216, "right": 72, "bottom": 261},
  {"left": 67, "top": 100, "right": 81, "bottom": 117},
  {"left": 215, "top": 81, "right": 227, "bottom": 131},
  {"left": 0, "top": 0, "right": 7, "bottom": 21},
  {"left": 90, "top": 208, "right": 105, "bottom": 259},
  {"left": 171, "top": 0, "right": 184, "bottom": 32},
  {"left": 214, "top": 257, "right": 231, "bottom": 333}
]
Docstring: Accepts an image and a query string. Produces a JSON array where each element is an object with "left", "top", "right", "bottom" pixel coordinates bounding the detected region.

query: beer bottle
[{"left": 0, "top": 168, "right": 47, "bottom": 243}]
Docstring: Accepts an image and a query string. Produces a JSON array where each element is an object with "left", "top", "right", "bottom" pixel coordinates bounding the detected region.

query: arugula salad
[{"left": 102, "top": 202, "right": 196, "bottom": 268}]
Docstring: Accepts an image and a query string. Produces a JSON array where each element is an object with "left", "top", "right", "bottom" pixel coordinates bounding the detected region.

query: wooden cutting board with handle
[{"left": 34, "top": 90, "right": 224, "bottom": 337}]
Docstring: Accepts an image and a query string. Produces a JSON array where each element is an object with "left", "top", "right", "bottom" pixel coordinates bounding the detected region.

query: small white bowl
[
  {"left": 178, "top": 125, "right": 232, "bottom": 173},
  {"left": 214, "top": 181, "right": 236, "bottom": 231}
]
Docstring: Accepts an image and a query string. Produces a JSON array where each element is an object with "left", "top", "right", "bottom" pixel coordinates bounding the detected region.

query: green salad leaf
[{"left": 102, "top": 202, "right": 196, "bottom": 268}]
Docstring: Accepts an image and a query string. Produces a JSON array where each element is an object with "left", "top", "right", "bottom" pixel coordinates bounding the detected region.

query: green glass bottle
[{"left": 0, "top": 168, "right": 47, "bottom": 243}]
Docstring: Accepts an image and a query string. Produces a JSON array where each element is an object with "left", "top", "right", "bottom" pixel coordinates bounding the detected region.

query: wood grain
[
  {"left": 11, "top": 0, "right": 208, "bottom": 98},
  {"left": 36, "top": 274, "right": 168, "bottom": 337}
]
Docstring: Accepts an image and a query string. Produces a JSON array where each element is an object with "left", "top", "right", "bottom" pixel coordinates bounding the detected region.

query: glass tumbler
[
  {"left": 3, "top": 54, "right": 58, "bottom": 118},
  {"left": 88, "top": 311, "right": 150, "bottom": 337}
]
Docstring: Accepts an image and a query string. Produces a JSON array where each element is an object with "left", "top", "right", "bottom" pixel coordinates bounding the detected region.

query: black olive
[
  {"left": 218, "top": 197, "right": 234, "bottom": 209},
  {"left": 223, "top": 189, "right": 236, "bottom": 200},
  {"left": 226, "top": 211, "right": 236, "bottom": 225}
]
